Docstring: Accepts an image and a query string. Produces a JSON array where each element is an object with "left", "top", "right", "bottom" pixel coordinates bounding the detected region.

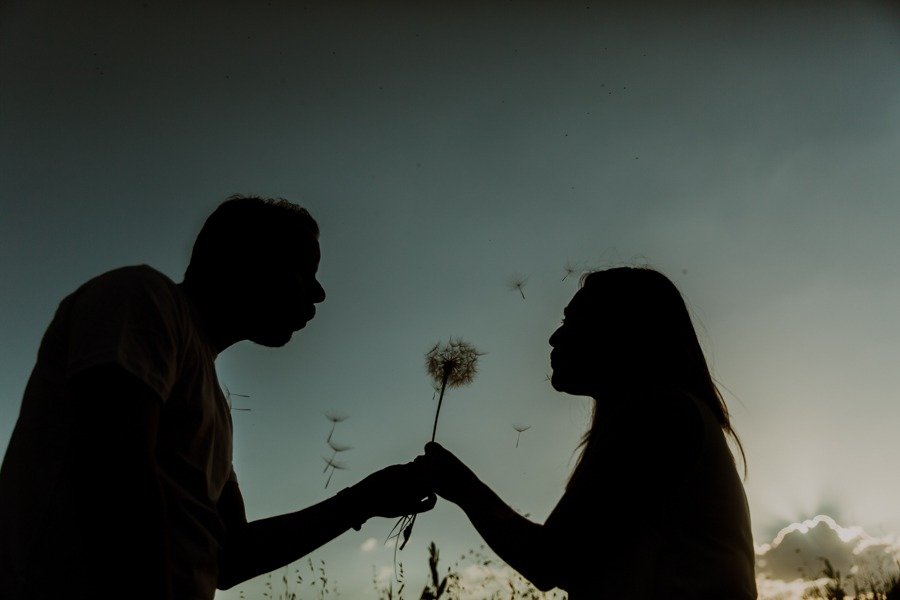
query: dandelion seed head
[
  {"left": 512, "top": 425, "right": 531, "bottom": 433},
  {"left": 425, "top": 338, "right": 484, "bottom": 388}
]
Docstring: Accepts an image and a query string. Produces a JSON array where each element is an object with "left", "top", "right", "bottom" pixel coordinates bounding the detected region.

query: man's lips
[{"left": 295, "top": 307, "right": 316, "bottom": 329}]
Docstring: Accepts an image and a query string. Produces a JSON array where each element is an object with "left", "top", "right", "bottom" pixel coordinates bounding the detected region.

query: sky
[{"left": 2, "top": 1, "right": 900, "bottom": 598}]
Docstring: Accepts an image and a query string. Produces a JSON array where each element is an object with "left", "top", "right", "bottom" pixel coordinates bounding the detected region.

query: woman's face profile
[{"left": 548, "top": 286, "right": 611, "bottom": 396}]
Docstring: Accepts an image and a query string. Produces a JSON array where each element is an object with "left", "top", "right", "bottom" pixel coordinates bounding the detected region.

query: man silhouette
[{"left": 0, "top": 195, "right": 435, "bottom": 599}]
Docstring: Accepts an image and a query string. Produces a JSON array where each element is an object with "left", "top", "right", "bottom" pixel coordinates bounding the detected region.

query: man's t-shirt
[{"left": 0, "top": 265, "right": 234, "bottom": 599}]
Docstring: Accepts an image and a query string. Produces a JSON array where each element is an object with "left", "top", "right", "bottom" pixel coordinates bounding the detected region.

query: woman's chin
[
  {"left": 550, "top": 375, "right": 577, "bottom": 394},
  {"left": 250, "top": 329, "right": 294, "bottom": 348},
  {"left": 551, "top": 376, "right": 597, "bottom": 398}
]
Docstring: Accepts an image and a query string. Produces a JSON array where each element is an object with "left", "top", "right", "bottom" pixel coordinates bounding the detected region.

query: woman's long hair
[{"left": 567, "top": 266, "right": 746, "bottom": 484}]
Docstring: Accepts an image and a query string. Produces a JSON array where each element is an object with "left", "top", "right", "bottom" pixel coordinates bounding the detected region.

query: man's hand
[{"left": 345, "top": 461, "right": 437, "bottom": 524}]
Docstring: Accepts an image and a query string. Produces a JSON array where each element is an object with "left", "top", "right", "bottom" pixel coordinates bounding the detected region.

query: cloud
[
  {"left": 453, "top": 563, "right": 520, "bottom": 598},
  {"left": 360, "top": 537, "right": 378, "bottom": 552},
  {"left": 756, "top": 515, "right": 900, "bottom": 598},
  {"left": 373, "top": 565, "right": 394, "bottom": 586}
]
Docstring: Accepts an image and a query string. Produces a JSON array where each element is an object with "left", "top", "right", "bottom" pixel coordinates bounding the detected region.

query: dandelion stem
[{"left": 430, "top": 366, "right": 452, "bottom": 442}]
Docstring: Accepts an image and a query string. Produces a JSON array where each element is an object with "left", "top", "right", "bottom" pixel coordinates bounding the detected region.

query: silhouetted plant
[
  {"left": 241, "top": 543, "right": 571, "bottom": 598},
  {"left": 802, "top": 558, "right": 846, "bottom": 600},
  {"left": 445, "top": 544, "right": 564, "bottom": 599},
  {"left": 791, "top": 555, "right": 900, "bottom": 600},
  {"left": 887, "top": 571, "right": 900, "bottom": 600},
  {"left": 255, "top": 557, "right": 333, "bottom": 600},
  {"left": 887, "top": 562, "right": 900, "bottom": 600},
  {"left": 374, "top": 561, "right": 406, "bottom": 600},
  {"left": 419, "top": 542, "right": 452, "bottom": 600}
]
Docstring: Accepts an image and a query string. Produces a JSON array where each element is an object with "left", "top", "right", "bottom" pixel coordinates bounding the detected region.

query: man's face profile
[{"left": 242, "top": 233, "right": 325, "bottom": 348}]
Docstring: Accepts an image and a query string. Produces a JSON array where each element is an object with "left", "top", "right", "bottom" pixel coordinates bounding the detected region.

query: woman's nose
[{"left": 549, "top": 327, "right": 561, "bottom": 347}]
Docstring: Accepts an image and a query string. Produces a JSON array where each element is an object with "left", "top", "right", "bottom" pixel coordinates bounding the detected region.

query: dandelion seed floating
[
  {"left": 222, "top": 383, "right": 251, "bottom": 412},
  {"left": 324, "top": 411, "right": 348, "bottom": 443},
  {"left": 562, "top": 262, "right": 577, "bottom": 281},
  {"left": 507, "top": 275, "right": 528, "bottom": 300},
  {"left": 322, "top": 438, "right": 352, "bottom": 488},
  {"left": 322, "top": 456, "right": 348, "bottom": 488},
  {"left": 512, "top": 425, "right": 531, "bottom": 448},
  {"left": 322, "top": 439, "right": 352, "bottom": 473}
]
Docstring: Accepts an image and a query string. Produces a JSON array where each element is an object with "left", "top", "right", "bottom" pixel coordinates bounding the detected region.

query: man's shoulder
[
  {"left": 77, "top": 264, "right": 179, "bottom": 298},
  {"left": 89, "top": 264, "right": 176, "bottom": 287},
  {"left": 68, "top": 265, "right": 186, "bottom": 318}
]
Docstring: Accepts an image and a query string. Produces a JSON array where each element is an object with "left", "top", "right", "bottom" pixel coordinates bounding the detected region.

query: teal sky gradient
[{"left": 2, "top": 2, "right": 900, "bottom": 597}]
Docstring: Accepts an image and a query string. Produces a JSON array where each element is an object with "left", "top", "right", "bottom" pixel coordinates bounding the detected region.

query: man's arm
[
  {"left": 68, "top": 364, "right": 174, "bottom": 600},
  {"left": 216, "top": 464, "right": 435, "bottom": 590},
  {"left": 216, "top": 482, "right": 364, "bottom": 589}
]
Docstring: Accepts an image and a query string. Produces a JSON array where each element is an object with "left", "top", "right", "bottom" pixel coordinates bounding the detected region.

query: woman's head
[
  {"left": 549, "top": 266, "right": 707, "bottom": 397},
  {"left": 550, "top": 266, "right": 745, "bottom": 472}
]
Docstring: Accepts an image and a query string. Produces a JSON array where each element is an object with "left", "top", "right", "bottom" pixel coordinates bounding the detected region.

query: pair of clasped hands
[{"left": 346, "top": 442, "right": 477, "bottom": 526}]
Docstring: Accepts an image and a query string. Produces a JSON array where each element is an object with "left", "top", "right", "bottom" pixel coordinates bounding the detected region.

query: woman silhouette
[{"left": 420, "top": 267, "right": 757, "bottom": 599}]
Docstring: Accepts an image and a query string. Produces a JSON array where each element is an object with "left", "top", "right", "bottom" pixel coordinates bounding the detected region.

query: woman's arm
[{"left": 420, "top": 443, "right": 563, "bottom": 592}]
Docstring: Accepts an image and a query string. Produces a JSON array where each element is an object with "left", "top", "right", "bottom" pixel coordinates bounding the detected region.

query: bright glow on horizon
[
  {"left": 755, "top": 514, "right": 900, "bottom": 599},
  {"left": 756, "top": 515, "right": 866, "bottom": 554}
]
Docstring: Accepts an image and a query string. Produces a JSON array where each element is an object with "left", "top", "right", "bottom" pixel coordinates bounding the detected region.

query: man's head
[{"left": 184, "top": 195, "right": 326, "bottom": 348}]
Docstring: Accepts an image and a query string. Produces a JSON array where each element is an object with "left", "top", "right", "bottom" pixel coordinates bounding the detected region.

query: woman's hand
[{"left": 416, "top": 441, "right": 482, "bottom": 506}]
